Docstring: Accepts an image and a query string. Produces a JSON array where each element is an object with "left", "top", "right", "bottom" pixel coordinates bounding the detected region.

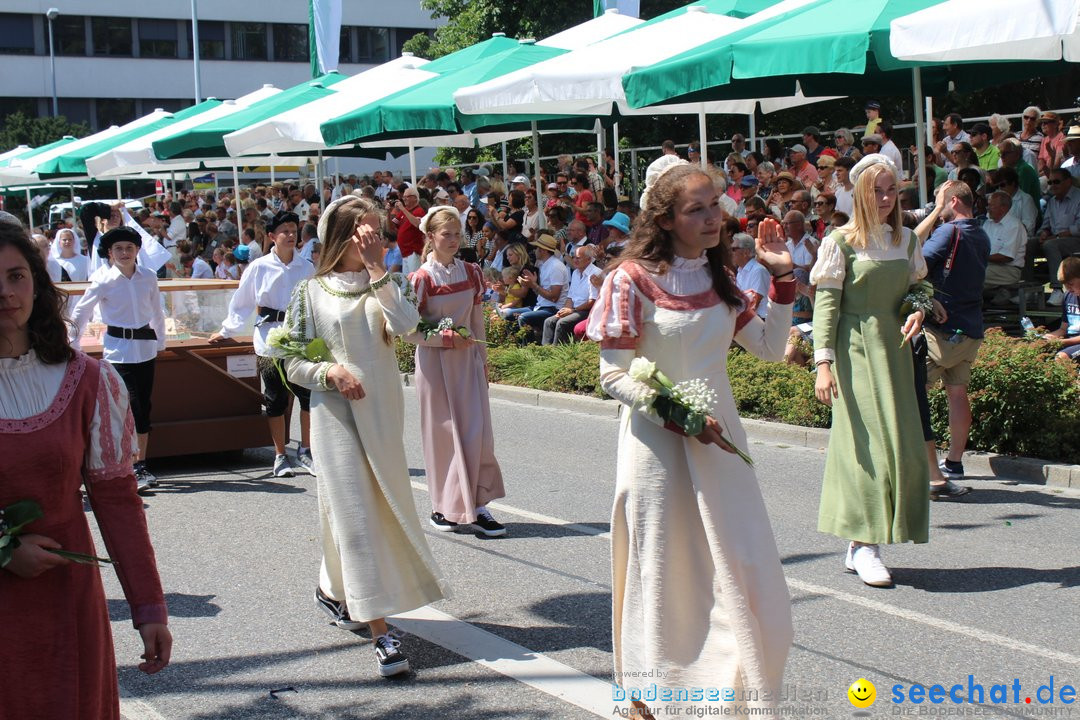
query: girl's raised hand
[{"left": 755, "top": 218, "right": 794, "bottom": 276}]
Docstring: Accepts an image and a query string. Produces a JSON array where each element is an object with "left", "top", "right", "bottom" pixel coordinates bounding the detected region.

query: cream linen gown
[
  {"left": 283, "top": 271, "right": 449, "bottom": 622},
  {"left": 586, "top": 256, "right": 794, "bottom": 712}
]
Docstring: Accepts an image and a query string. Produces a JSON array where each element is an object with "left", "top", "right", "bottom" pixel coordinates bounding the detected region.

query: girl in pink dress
[
  {"left": 405, "top": 207, "right": 506, "bottom": 537},
  {"left": 0, "top": 218, "right": 171, "bottom": 720}
]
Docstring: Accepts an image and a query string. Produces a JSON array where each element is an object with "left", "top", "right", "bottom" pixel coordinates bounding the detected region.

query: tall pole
[
  {"left": 191, "top": 0, "right": 203, "bottom": 103},
  {"left": 501, "top": 141, "right": 508, "bottom": 180},
  {"left": 408, "top": 140, "right": 417, "bottom": 185},
  {"left": 26, "top": 188, "right": 33, "bottom": 229},
  {"left": 912, "top": 68, "right": 929, "bottom": 207},
  {"left": 612, "top": 121, "right": 620, "bottom": 193},
  {"left": 698, "top": 107, "right": 708, "bottom": 168},
  {"left": 232, "top": 162, "right": 242, "bottom": 239},
  {"left": 749, "top": 113, "right": 757, "bottom": 154},
  {"left": 47, "top": 9, "right": 59, "bottom": 117}
]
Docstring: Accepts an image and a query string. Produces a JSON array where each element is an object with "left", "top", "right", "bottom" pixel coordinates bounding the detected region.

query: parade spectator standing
[
  {"left": 542, "top": 245, "right": 601, "bottom": 345},
  {"left": 863, "top": 101, "right": 883, "bottom": 136},
  {"left": 732, "top": 232, "right": 772, "bottom": 318},
  {"left": 586, "top": 160, "right": 795, "bottom": 717},
  {"left": 210, "top": 211, "right": 315, "bottom": 478},
  {"left": 1038, "top": 112, "right": 1066, "bottom": 176},
  {"left": 801, "top": 126, "right": 825, "bottom": 165},
  {"left": 983, "top": 191, "right": 1027, "bottom": 300},
  {"left": 405, "top": 207, "right": 506, "bottom": 537},
  {"left": 390, "top": 187, "right": 426, "bottom": 275},
  {"left": 922, "top": 181, "right": 990, "bottom": 487},
  {"left": 834, "top": 157, "right": 856, "bottom": 216},
  {"left": 516, "top": 233, "right": 568, "bottom": 337},
  {"left": 1039, "top": 168, "right": 1080, "bottom": 306},
  {"left": 969, "top": 123, "right": 1000, "bottom": 172},
  {"left": 0, "top": 219, "right": 172, "bottom": 720},
  {"left": 936, "top": 113, "right": 971, "bottom": 171},
  {"left": 878, "top": 123, "right": 904, "bottom": 173},
  {"left": 282, "top": 195, "right": 448, "bottom": 677},
  {"left": 731, "top": 133, "right": 750, "bottom": 158},
  {"left": 811, "top": 154, "right": 930, "bottom": 587},
  {"left": 167, "top": 201, "right": 187, "bottom": 244}
]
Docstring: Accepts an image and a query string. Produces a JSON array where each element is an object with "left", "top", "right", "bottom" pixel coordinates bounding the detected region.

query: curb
[{"left": 400, "top": 374, "right": 1079, "bottom": 489}]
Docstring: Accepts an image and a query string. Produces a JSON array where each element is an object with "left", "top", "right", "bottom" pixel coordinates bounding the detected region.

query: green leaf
[
  {"left": 47, "top": 548, "right": 115, "bottom": 566},
  {"left": 2, "top": 499, "right": 44, "bottom": 536}
]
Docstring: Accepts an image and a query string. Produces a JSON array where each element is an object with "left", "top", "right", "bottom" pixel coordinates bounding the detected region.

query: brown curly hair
[
  {"left": 613, "top": 164, "right": 743, "bottom": 309},
  {"left": 0, "top": 219, "right": 75, "bottom": 364}
]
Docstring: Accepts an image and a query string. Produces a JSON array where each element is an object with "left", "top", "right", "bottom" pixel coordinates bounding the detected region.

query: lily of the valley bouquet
[
  {"left": 417, "top": 317, "right": 484, "bottom": 344},
  {"left": 898, "top": 280, "right": 935, "bottom": 349},
  {"left": 0, "top": 500, "right": 115, "bottom": 567},
  {"left": 266, "top": 326, "right": 336, "bottom": 386},
  {"left": 628, "top": 357, "right": 753, "bottom": 466}
]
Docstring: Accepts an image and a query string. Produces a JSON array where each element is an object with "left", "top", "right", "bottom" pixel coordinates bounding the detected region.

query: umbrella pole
[
  {"left": 613, "top": 121, "right": 620, "bottom": 193},
  {"left": 531, "top": 121, "right": 544, "bottom": 230},
  {"left": 501, "top": 141, "right": 508, "bottom": 180},
  {"left": 408, "top": 140, "right": 417, "bottom": 186},
  {"left": 25, "top": 188, "right": 32, "bottom": 229},
  {"left": 270, "top": 164, "right": 275, "bottom": 184},
  {"left": 316, "top": 150, "right": 323, "bottom": 210},
  {"left": 233, "top": 162, "right": 242, "bottom": 240},
  {"left": 169, "top": 171, "right": 175, "bottom": 197},
  {"left": 912, "top": 68, "right": 929, "bottom": 207},
  {"left": 698, "top": 107, "right": 708, "bottom": 168},
  {"left": 748, "top": 113, "right": 757, "bottom": 153},
  {"left": 596, "top": 123, "right": 603, "bottom": 177}
]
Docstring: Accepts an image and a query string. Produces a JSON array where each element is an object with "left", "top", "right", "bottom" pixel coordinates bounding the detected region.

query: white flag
[{"left": 309, "top": 0, "right": 342, "bottom": 77}]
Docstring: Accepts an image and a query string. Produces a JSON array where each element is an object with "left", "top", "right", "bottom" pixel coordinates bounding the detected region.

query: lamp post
[{"left": 46, "top": 7, "right": 59, "bottom": 117}]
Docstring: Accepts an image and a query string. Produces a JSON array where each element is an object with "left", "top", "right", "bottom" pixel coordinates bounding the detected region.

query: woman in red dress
[{"left": 0, "top": 216, "right": 172, "bottom": 720}]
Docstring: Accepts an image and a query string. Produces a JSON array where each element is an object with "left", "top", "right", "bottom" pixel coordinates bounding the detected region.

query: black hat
[
  {"left": 865, "top": 100, "right": 881, "bottom": 110},
  {"left": 97, "top": 226, "right": 142, "bottom": 259},
  {"left": 80, "top": 201, "right": 111, "bottom": 243},
  {"left": 267, "top": 210, "right": 300, "bottom": 233}
]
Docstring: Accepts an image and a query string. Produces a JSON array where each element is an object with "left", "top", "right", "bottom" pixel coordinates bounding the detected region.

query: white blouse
[
  {"left": 809, "top": 225, "right": 926, "bottom": 291},
  {"left": 0, "top": 351, "right": 136, "bottom": 481}
]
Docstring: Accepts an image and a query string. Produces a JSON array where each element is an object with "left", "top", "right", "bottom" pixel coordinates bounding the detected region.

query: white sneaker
[
  {"left": 1048, "top": 289, "right": 1065, "bottom": 306},
  {"left": 273, "top": 454, "right": 295, "bottom": 478},
  {"left": 294, "top": 447, "right": 316, "bottom": 475},
  {"left": 845, "top": 542, "right": 893, "bottom": 587}
]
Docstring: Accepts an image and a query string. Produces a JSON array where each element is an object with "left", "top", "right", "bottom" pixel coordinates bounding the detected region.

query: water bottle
[
  {"left": 947, "top": 329, "right": 965, "bottom": 345},
  {"left": 1020, "top": 316, "right": 1035, "bottom": 333}
]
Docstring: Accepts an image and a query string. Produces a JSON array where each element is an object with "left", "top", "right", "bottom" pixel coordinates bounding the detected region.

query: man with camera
[{"left": 389, "top": 186, "right": 426, "bottom": 275}]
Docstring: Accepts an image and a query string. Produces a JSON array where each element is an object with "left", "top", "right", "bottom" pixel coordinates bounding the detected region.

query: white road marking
[
  {"left": 786, "top": 577, "right": 1080, "bottom": 667},
  {"left": 409, "top": 480, "right": 611, "bottom": 538},
  {"left": 413, "top": 482, "right": 1080, "bottom": 668},
  {"left": 391, "top": 605, "right": 613, "bottom": 718},
  {"left": 119, "top": 686, "right": 169, "bottom": 720}
]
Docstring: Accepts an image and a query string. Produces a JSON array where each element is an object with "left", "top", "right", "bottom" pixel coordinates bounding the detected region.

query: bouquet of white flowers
[
  {"left": 628, "top": 357, "right": 753, "bottom": 466},
  {"left": 417, "top": 317, "right": 483, "bottom": 343}
]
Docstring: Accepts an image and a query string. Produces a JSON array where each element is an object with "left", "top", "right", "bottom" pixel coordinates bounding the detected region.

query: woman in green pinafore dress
[{"left": 810, "top": 155, "right": 930, "bottom": 588}]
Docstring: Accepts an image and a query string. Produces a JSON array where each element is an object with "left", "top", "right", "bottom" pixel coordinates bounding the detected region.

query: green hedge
[{"left": 396, "top": 320, "right": 1080, "bottom": 464}]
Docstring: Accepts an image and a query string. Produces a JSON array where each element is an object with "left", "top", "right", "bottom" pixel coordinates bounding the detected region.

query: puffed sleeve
[
  {"left": 83, "top": 361, "right": 167, "bottom": 628},
  {"left": 281, "top": 281, "right": 334, "bottom": 392},
  {"left": 584, "top": 268, "right": 642, "bottom": 349},
  {"left": 808, "top": 234, "right": 846, "bottom": 290},
  {"left": 907, "top": 228, "right": 927, "bottom": 284}
]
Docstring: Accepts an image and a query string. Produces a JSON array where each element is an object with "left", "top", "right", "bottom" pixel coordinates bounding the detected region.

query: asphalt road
[{"left": 99, "top": 388, "right": 1080, "bottom": 720}]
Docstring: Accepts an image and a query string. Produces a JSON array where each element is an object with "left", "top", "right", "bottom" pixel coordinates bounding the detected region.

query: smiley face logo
[{"left": 847, "top": 678, "right": 876, "bottom": 708}]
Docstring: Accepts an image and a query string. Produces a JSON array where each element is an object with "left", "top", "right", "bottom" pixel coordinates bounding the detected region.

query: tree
[{"left": 0, "top": 112, "right": 90, "bottom": 154}]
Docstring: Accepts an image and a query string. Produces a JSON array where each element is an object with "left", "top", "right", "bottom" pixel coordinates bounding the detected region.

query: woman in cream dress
[{"left": 281, "top": 195, "right": 448, "bottom": 677}]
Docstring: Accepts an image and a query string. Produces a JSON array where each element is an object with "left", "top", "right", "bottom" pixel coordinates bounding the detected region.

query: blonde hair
[
  {"left": 314, "top": 195, "right": 384, "bottom": 277},
  {"left": 419, "top": 207, "right": 462, "bottom": 261},
  {"left": 839, "top": 162, "right": 902, "bottom": 249}
]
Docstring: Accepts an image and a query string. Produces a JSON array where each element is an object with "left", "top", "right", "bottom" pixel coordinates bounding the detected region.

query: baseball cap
[
  {"left": 801, "top": 126, "right": 821, "bottom": 138},
  {"left": 790, "top": 144, "right": 808, "bottom": 154},
  {"left": 865, "top": 100, "right": 881, "bottom": 110},
  {"left": 511, "top": 175, "right": 529, "bottom": 185},
  {"left": 861, "top": 133, "right": 883, "bottom": 146}
]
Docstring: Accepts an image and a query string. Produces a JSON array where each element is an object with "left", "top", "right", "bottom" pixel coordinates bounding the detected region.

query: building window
[
  {"left": 356, "top": 27, "right": 388, "bottom": 62},
  {"left": 0, "top": 13, "right": 35, "bottom": 55},
  {"left": 394, "top": 28, "right": 429, "bottom": 59},
  {"left": 153, "top": 99, "right": 193, "bottom": 113},
  {"left": 58, "top": 98, "right": 92, "bottom": 127},
  {"left": 55, "top": 16, "right": 86, "bottom": 56},
  {"left": 139, "top": 19, "right": 177, "bottom": 58},
  {"left": 97, "top": 98, "right": 136, "bottom": 129},
  {"left": 339, "top": 26, "right": 352, "bottom": 64},
  {"left": 0, "top": 96, "right": 40, "bottom": 120},
  {"left": 187, "top": 20, "right": 225, "bottom": 60},
  {"left": 92, "top": 17, "right": 132, "bottom": 57},
  {"left": 231, "top": 22, "right": 267, "bottom": 61},
  {"left": 272, "top": 23, "right": 308, "bottom": 62}
]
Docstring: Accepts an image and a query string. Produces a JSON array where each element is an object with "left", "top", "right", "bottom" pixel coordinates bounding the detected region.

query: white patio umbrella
[
  {"left": 454, "top": 0, "right": 837, "bottom": 168},
  {"left": 0, "top": 146, "right": 32, "bottom": 163},
  {"left": 891, "top": 0, "right": 1080, "bottom": 63},
  {"left": 87, "top": 85, "right": 282, "bottom": 178}
]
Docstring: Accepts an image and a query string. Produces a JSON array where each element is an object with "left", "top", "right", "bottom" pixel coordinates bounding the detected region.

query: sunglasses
[
  {"left": 1049, "top": 179, "right": 1065, "bottom": 185},
  {"left": 813, "top": 201, "right": 828, "bottom": 206},
  {"left": 1023, "top": 115, "right": 1038, "bottom": 121}
]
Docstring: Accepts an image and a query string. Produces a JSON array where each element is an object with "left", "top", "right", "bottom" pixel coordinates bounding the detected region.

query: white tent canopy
[
  {"left": 223, "top": 56, "right": 439, "bottom": 157},
  {"left": 0, "top": 111, "right": 169, "bottom": 186},
  {"left": 890, "top": 0, "right": 1080, "bottom": 62},
  {"left": 453, "top": 0, "right": 830, "bottom": 118},
  {"left": 86, "top": 85, "right": 282, "bottom": 178},
  {"left": 0, "top": 145, "right": 31, "bottom": 163}
]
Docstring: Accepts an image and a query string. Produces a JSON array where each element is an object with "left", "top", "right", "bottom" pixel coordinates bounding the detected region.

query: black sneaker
[
  {"left": 374, "top": 632, "right": 409, "bottom": 677},
  {"left": 473, "top": 509, "right": 507, "bottom": 537},
  {"left": 314, "top": 587, "right": 365, "bottom": 631},
  {"left": 429, "top": 512, "right": 458, "bottom": 531},
  {"left": 134, "top": 465, "right": 154, "bottom": 495},
  {"left": 939, "top": 459, "right": 965, "bottom": 479}
]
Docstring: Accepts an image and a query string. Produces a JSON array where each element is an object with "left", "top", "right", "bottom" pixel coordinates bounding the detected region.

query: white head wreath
[
  {"left": 419, "top": 205, "right": 462, "bottom": 235},
  {"left": 849, "top": 153, "right": 898, "bottom": 185},
  {"left": 640, "top": 155, "right": 690, "bottom": 209}
]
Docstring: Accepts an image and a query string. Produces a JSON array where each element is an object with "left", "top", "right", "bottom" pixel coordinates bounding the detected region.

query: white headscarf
[{"left": 640, "top": 155, "right": 690, "bottom": 209}]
